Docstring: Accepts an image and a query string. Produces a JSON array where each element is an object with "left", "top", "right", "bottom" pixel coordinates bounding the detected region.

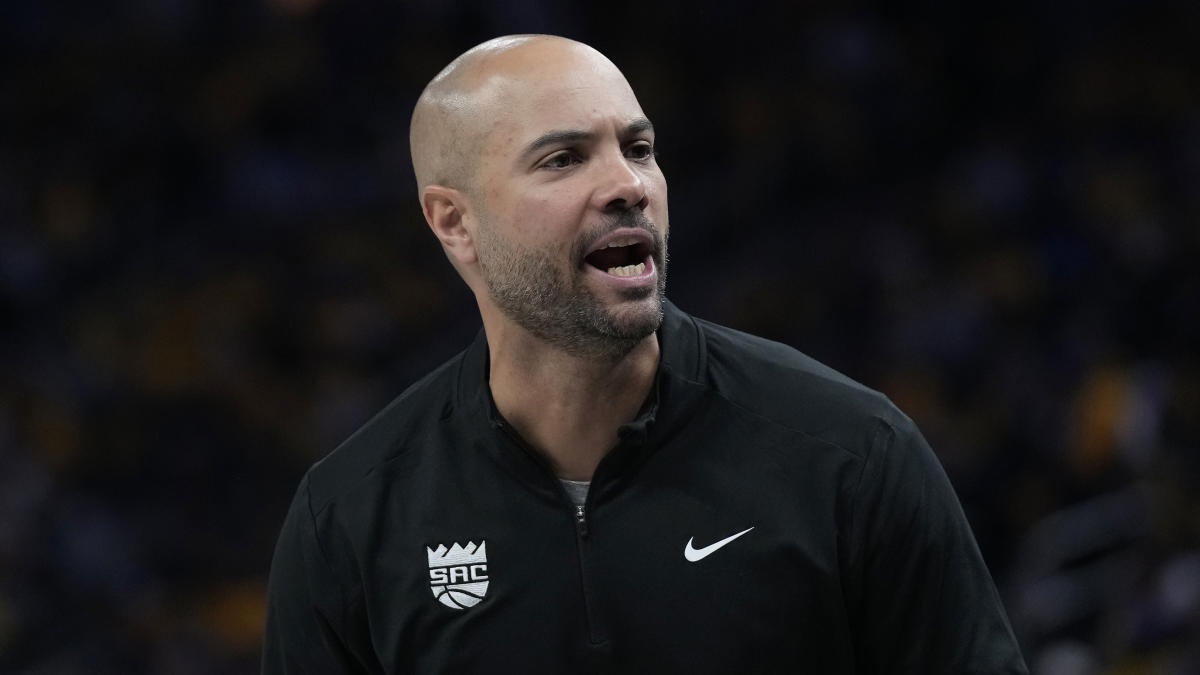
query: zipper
[
  {"left": 493, "top": 419, "right": 606, "bottom": 643},
  {"left": 575, "top": 504, "right": 589, "bottom": 537},
  {"left": 572, "top": 498, "right": 605, "bottom": 644}
]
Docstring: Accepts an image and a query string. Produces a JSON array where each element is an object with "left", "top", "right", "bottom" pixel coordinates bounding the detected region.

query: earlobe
[{"left": 421, "top": 185, "right": 477, "bottom": 265}]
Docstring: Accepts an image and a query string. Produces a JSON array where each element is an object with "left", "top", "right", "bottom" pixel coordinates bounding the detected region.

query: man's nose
[{"left": 593, "top": 152, "right": 648, "bottom": 212}]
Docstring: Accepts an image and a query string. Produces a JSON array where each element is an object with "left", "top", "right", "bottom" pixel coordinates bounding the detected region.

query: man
[{"left": 263, "top": 35, "right": 1028, "bottom": 673}]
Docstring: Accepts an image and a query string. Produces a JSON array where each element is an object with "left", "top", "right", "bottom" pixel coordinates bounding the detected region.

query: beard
[{"left": 474, "top": 209, "right": 667, "bottom": 360}]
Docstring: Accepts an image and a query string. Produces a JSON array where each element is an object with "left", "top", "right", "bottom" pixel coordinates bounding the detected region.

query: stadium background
[{"left": 1, "top": 1, "right": 1198, "bottom": 672}]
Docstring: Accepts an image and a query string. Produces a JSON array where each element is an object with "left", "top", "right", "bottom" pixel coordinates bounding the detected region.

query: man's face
[{"left": 468, "top": 47, "right": 669, "bottom": 358}]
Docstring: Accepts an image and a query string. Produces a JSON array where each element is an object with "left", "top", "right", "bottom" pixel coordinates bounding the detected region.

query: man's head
[{"left": 410, "top": 35, "right": 669, "bottom": 359}]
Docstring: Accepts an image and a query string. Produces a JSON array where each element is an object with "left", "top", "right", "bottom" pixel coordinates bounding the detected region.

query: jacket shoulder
[
  {"left": 694, "top": 317, "right": 911, "bottom": 456},
  {"left": 303, "top": 351, "right": 466, "bottom": 513}
]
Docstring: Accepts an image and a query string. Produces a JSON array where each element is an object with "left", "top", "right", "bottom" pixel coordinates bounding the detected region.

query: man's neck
[{"left": 485, "top": 323, "right": 660, "bottom": 482}]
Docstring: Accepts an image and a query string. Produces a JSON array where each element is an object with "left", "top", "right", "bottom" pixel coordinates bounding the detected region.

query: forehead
[{"left": 480, "top": 48, "right": 647, "bottom": 154}]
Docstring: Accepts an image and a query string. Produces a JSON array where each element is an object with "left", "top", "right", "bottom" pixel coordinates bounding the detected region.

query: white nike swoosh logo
[{"left": 684, "top": 526, "right": 755, "bottom": 562}]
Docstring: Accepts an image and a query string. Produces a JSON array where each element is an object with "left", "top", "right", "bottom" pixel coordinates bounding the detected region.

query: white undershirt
[{"left": 559, "top": 479, "right": 590, "bottom": 508}]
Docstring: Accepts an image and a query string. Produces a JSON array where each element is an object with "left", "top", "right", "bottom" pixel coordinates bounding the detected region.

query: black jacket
[{"left": 263, "top": 302, "right": 1028, "bottom": 673}]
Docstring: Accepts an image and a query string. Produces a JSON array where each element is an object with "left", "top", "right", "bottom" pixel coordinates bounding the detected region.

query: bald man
[{"left": 263, "top": 35, "right": 1028, "bottom": 674}]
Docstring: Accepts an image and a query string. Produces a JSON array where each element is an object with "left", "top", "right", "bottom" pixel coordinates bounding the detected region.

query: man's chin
[{"left": 600, "top": 292, "right": 664, "bottom": 340}]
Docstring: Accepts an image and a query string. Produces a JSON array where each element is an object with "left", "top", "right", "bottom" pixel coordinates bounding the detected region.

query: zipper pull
[{"left": 575, "top": 504, "right": 589, "bottom": 538}]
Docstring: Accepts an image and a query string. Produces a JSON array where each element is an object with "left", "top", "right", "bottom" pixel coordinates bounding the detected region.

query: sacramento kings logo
[{"left": 427, "top": 541, "right": 489, "bottom": 609}]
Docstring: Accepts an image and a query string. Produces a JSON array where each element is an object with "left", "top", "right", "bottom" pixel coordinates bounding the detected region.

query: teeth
[
  {"left": 607, "top": 262, "right": 646, "bottom": 277},
  {"left": 604, "top": 238, "right": 637, "bottom": 248}
]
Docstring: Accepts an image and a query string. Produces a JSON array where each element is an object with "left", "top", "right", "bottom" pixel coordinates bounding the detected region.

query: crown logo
[
  {"left": 426, "top": 540, "right": 489, "bottom": 610},
  {"left": 426, "top": 541, "right": 487, "bottom": 567}
]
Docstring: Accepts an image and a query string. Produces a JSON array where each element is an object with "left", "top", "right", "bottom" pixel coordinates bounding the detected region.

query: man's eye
[
  {"left": 541, "top": 152, "right": 579, "bottom": 169},
  {"left": 627, "top": 142, "right": 655, "bottom": 160}
]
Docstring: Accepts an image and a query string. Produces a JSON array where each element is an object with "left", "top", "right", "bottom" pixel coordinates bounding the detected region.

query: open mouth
[{"left": 583, "top": 237, "right": 654, "bottom": 277}]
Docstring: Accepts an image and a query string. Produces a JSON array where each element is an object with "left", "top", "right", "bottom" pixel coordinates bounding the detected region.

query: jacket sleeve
[
  {"left": 843, "top": 414, "right": 1029, "bottom": 674},
  {"left": 262, "top": 476, "right": 377, "bottom": 674}
]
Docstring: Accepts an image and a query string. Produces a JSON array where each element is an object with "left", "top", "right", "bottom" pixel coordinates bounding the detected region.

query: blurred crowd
[{"left": 1, "top": 1, "right": 1197, "bottom": 673}]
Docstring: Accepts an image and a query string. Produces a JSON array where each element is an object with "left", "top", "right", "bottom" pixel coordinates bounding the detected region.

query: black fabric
[{"left": 262, "top": 301, "right": 1029, "bottom": 674}]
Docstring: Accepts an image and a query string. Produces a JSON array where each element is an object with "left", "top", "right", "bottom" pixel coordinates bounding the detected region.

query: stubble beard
[{"left": 475, "top": 210, "right": 668, "bottom": 361}]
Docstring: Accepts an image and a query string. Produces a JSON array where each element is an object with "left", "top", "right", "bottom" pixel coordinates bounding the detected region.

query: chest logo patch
[{"left": 427, "top": 541, "right": 489, "bottom": 609}]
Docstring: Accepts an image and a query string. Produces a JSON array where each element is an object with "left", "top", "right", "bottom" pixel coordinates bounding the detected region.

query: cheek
[
  {"left": 513, "top": 189, "right": 583, "bottom": 238},
  {"left": 648, "top": 174, "right": 669, "bottom": 230},
  {"left": 650, "top": 169, "right": 668, "bottom": 200}
]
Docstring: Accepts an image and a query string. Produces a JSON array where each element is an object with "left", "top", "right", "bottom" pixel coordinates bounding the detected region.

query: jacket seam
[
  {"left": 848, "top": 419, "right": 892, "bottom": 555},
  {"left": 304, "top": 478, "right": 365, "bottom": 605}
]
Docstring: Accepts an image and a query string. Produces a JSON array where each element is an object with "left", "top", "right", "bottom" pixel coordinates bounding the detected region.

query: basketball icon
[{"left": 435, "top": 585, "right": 487, "bottom": 609}]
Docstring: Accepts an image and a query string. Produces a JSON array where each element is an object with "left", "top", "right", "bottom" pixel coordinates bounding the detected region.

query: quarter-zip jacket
[{"left": 263, "top": 301, "right": 1028, "bottom": 674}]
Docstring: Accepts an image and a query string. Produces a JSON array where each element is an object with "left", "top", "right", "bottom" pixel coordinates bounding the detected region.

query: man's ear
[{"left": 421, "top": 185, "right": 477, "bottom": 266}]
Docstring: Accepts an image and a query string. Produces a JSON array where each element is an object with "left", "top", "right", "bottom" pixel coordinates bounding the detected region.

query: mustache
[{"left": 571, "top": 211, "right": 665, "bottom": 267}]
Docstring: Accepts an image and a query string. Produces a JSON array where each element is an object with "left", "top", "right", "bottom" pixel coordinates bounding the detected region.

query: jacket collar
[{"left": 452, "top": 300, "right": 709, "bottom": 501}]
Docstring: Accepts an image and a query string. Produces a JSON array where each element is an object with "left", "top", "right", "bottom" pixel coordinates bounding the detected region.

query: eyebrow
[{"left": 519, "top": 117, "right": 655, "bottom": 163}]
